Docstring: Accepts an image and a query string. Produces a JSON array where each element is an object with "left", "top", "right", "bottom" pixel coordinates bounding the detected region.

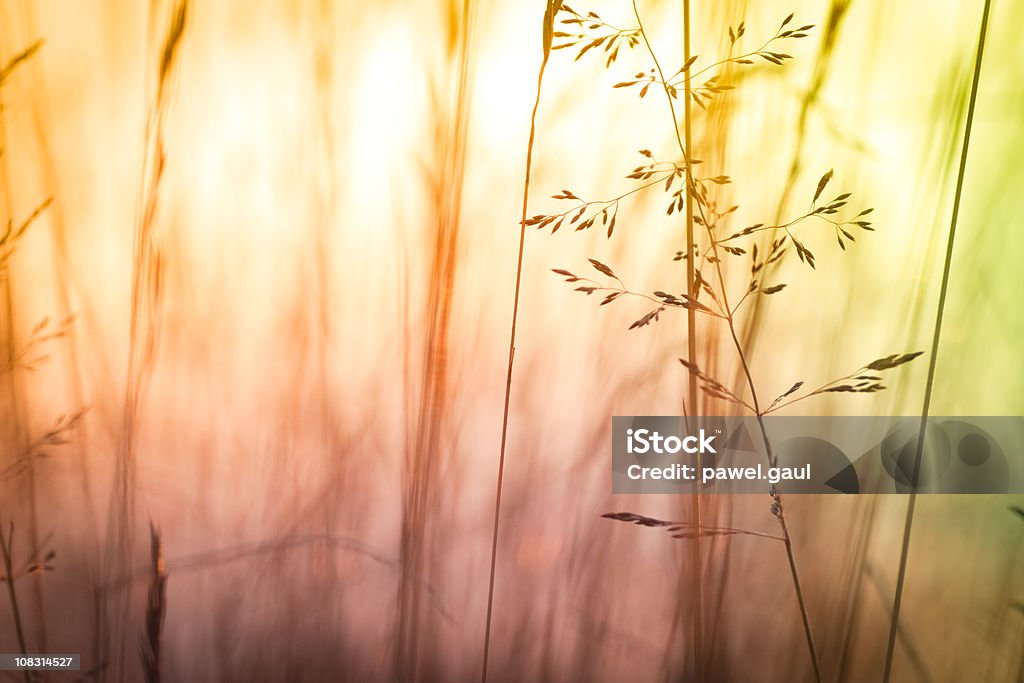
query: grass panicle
[
  {"left": 0, "top": 521, "right": 31, "bottom": 683},
  {"left": 542, "top": 3, "right": 928, "bottom": 680}
]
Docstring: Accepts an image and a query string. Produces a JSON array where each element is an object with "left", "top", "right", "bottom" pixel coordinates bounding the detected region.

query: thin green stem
[{"left": 881, "top": 0, "right": 991, "bottom": 680}]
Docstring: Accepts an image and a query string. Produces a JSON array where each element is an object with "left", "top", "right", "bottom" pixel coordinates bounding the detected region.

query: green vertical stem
[{"left": 881, "top": 0, "right": 992, "bottom": 680}]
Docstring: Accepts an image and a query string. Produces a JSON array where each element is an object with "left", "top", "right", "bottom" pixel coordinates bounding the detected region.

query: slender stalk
[
  {"left": 881, "top": 0, "right": 992, "bottom": 680},
  {"left": 0, "top": 34, "right": 48, "bottom": 658},
  {"left": 681, "top": 1, "right": 703, "bottom": 680},
  {"left": 721, "top": 269, "right": 821, "bottom": 683},
  {"left": 835, "top": 497, "right": 878, "bottom": 683},
  {"left": 632, "top": 3, "right": 701, "bottom": 677},
  {"left": 693, "top": 228, "right": 823, "bottom": 679},
  {"left": 751, "top": 417, "right": 821, "bottom": 683},
  {"left": 632, "top": 3, "right": 688, "bottom": 162},
  {"left": 397, "top": 2, "right": 475, "bottom": 678},
  {"left": 705, "top": 286, "right": 823, "bottom": 680},
  {"left": 108, "top": 4, "right": 188, "bottom": 675},
  {"left": 0, "top": 522, "right": 32, "bottom": 683},
  {"left": 481, "top": 5, "right": 553, "bottom": 679},
  {"left": 633, "top": 3, "right": 820, "bottom": 679}
]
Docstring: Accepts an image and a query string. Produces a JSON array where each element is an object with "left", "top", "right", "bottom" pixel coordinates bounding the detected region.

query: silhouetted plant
[
  {"left": 0, "top": 411, "right": 84, "bottom": 484},
  {"left": 538, "top": 4, "right": 924, "bottom": 681},
  {"left": 0, "top": 417, "right": 77, "bottom": 682},
  {"left": 0, "top": 40, "right": 43, "bottom": 86},
  {"left": 0, "top": 197, "right": 53, "bottom": 267},
  {"left": 1, "top": 37, "right": 80, "bottom": 680},
  {"left": 4, "top": 315, "right": 76, "bottom": 373},
  {"left": 1, "top": 520, "right": 57, "bottom": 683},
  {"left": 484, "top": 2, "right": 563, "bottom": 681}
]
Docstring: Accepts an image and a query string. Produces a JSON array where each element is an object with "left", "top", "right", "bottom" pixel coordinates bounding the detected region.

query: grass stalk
[
  {"left": 16, "top": 8, "right": 103, "bottom": 659},
  {"left": 681, "top": 1, "right": 703, "bottom": 679},
  {"left": 107, "top": 3, "right": 188, "bottom": 675},
  {"left": 481, "top": 4, "right": 558, "bottom": 680},
  {"left": 0, "top": 521, "right": 31, "bottom": 683},
  {"left": 397, "top": 2, "right": 475, "bottom": 679},
  {"left": 632, "top": 3, "right": 820, "bottom": 678},
  {"left": 881, "top": 0, "right": 992, "bottom": 679},
  {"left": 733, "top": 291, "right": 822, "bottom": 683},
  {"left": 834, "top": 497, "right": 878, "bottom": 682},
  {"left": 0, "top": 35, "right": 48, "bottom": 658}
]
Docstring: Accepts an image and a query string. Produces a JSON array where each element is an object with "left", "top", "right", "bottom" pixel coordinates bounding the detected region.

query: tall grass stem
[
  {"left": 481, "top": 5, "right": 554, "bottom": 679},
  {"left": 881, "top": 0, "right": 992, "bottom": 679},
  {"left": 681, "top": 1, "right": 703, "bottom": 680},
  {"left": 0, "top": 522, "right": 31, "bottom": 683}
]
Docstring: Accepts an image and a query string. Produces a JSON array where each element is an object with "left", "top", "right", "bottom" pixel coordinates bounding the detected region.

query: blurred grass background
[{"left": 0, "top": 0, "right": 1022, "bottom": 680}]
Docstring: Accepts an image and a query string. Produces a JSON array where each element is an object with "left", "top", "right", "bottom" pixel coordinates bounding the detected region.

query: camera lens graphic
[
  {"left": 879, "top": 420, "right": 950, "bottom": 492},
  {"left": 878, "top": 419, "right": 1008, "bottom": 493},
  {"left": 941, "top": 420, "right": 1008, "bottom": 493},
  {"left": 957, "top": 432, "right": 990, "bottom": 466}
]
